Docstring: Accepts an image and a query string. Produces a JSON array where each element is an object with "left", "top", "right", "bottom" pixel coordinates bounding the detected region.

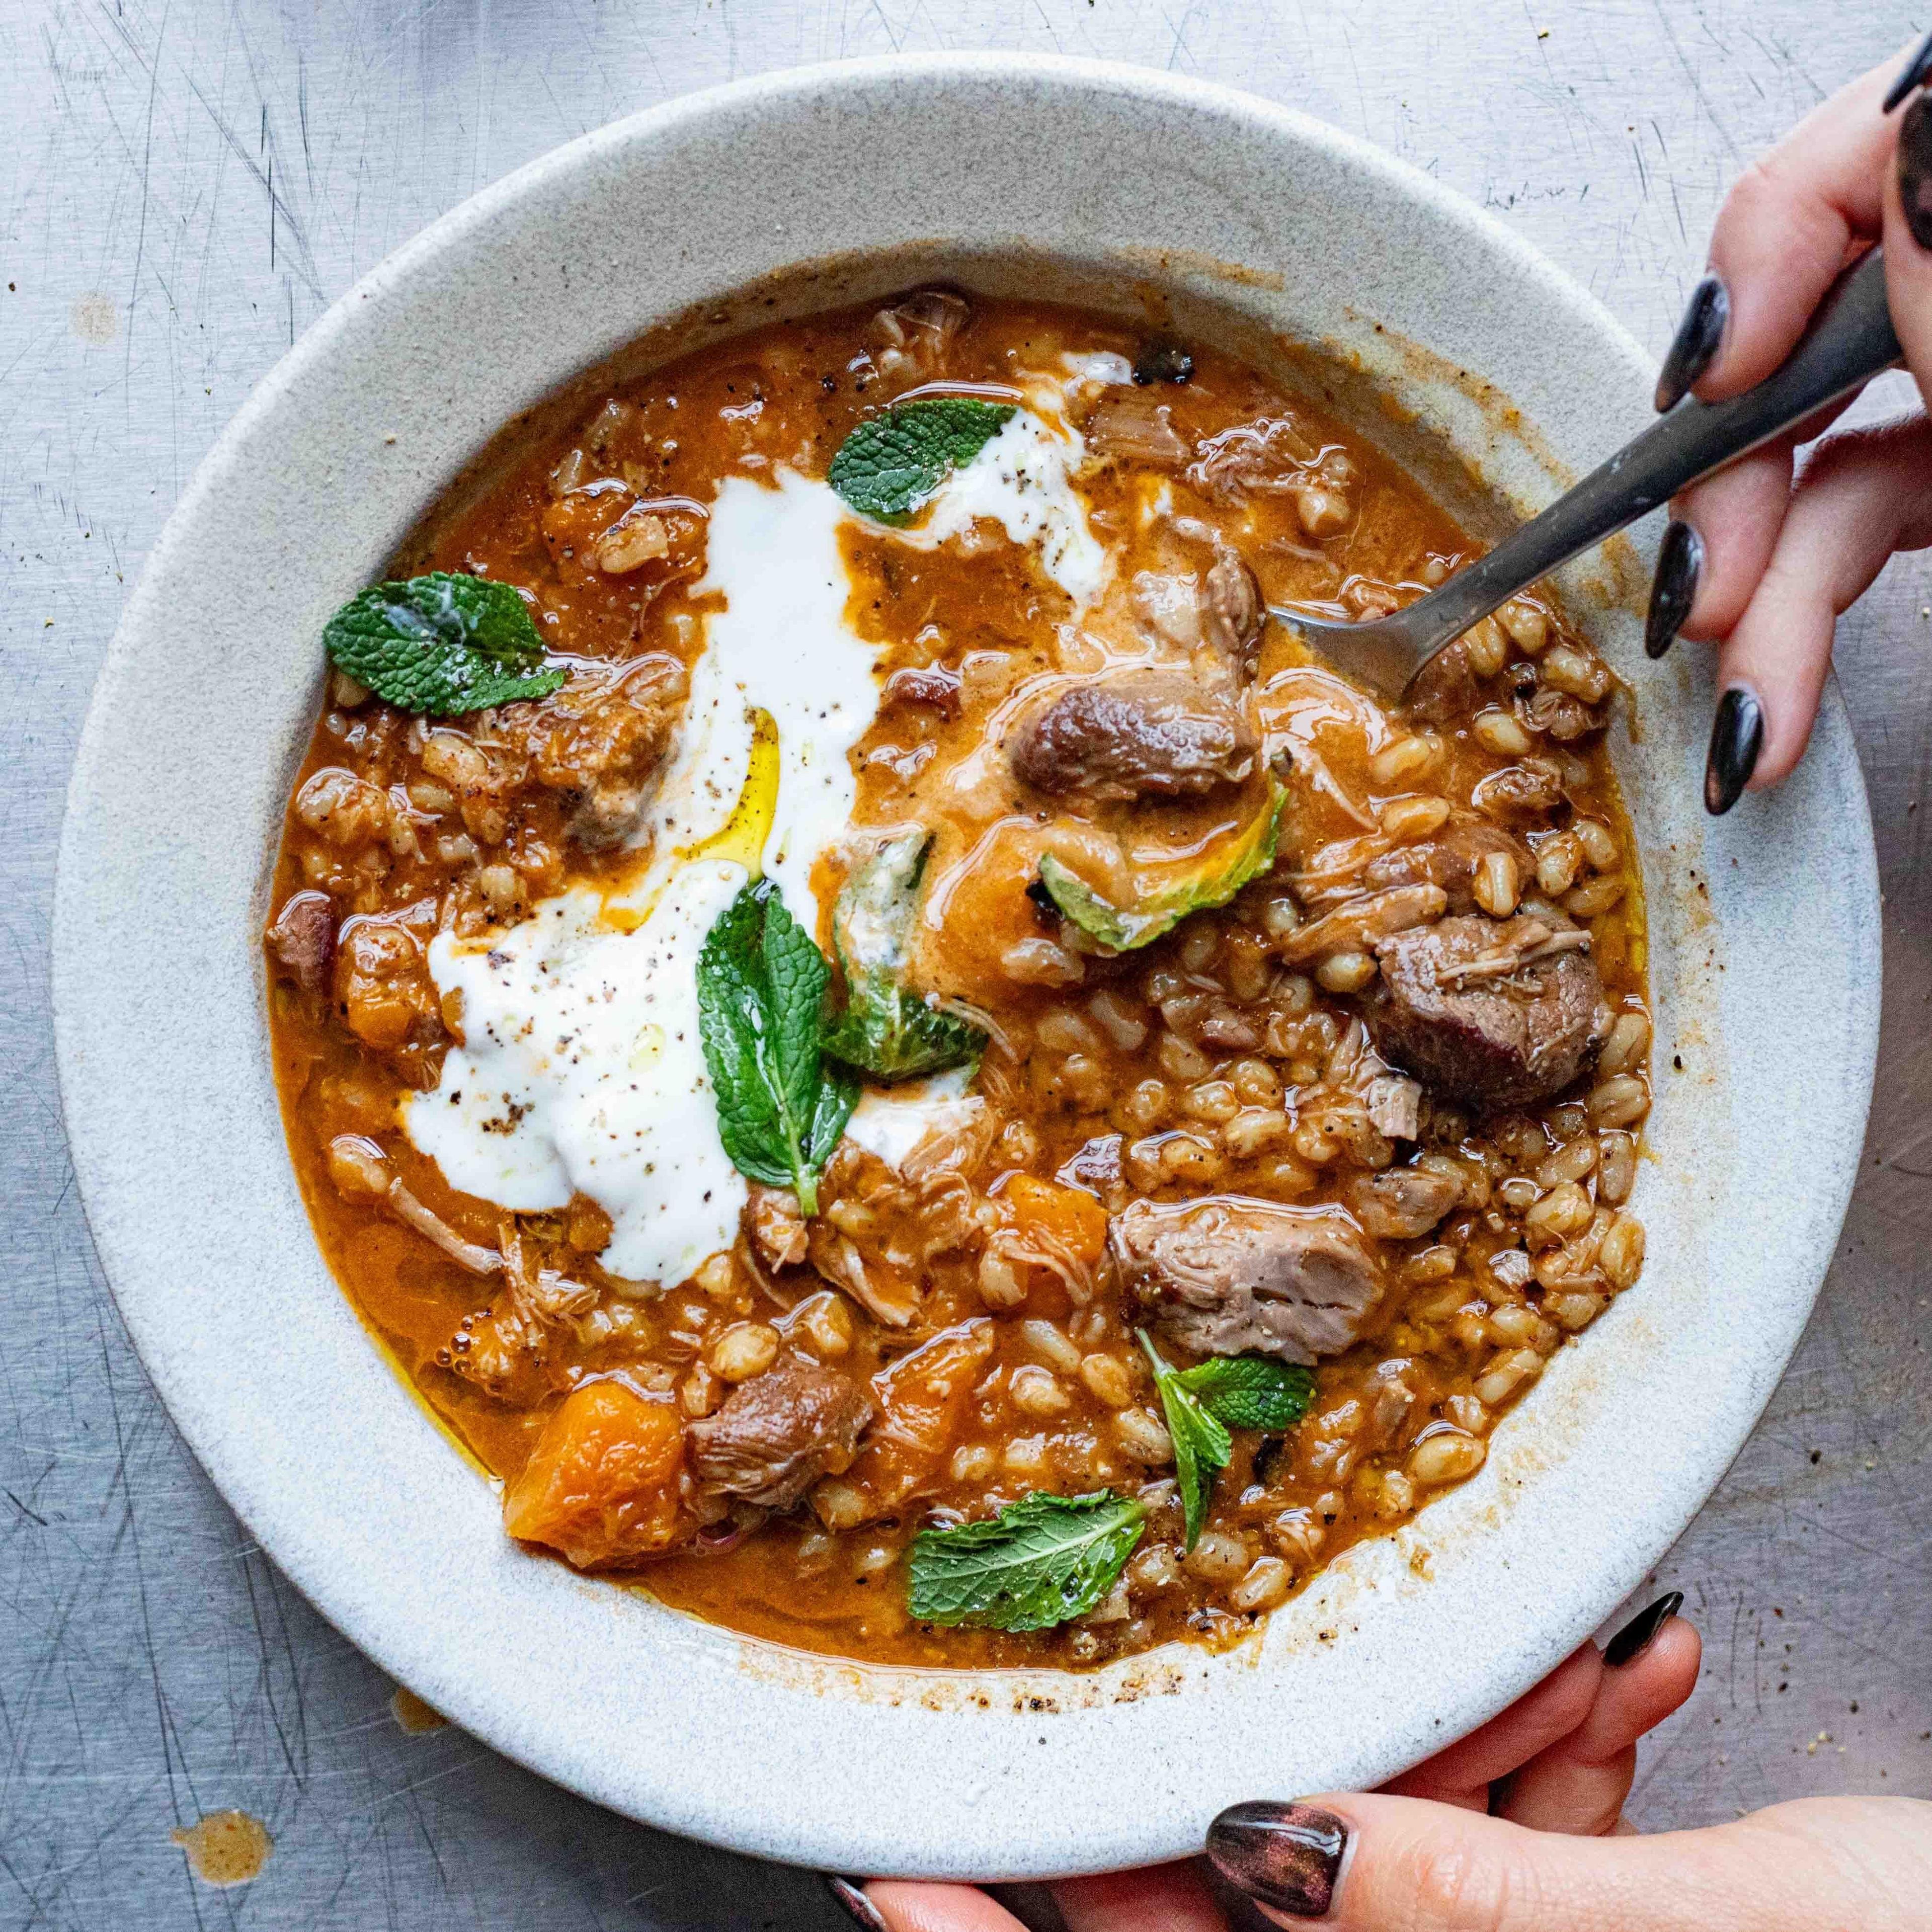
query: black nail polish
[
  {"left": 826, "top": 1876, "right": 889, "bottom": 1930},
  {"left": 1133, "top": 341, "right": 1194, "bottom": 385},
  {"left": 1705, "top": 688, "right": 1763, "bottom": 815},
  {"left": 1604, "top": 1589, "right": 1685, "bottom": 1667},
  {"left": 1884, "top": 27, "right": 1932, "bottom": 113},
  {"left": 1900, "top": 95, "right": 1932, "bottom": 249},
  {"left": 1646, "top": 520, "right": 1703, "bottom": 660},
  {"left": 1655, "top": 275, "right": 1729, "bottom": 412},
  {"left": 1209, "top": 1801, "right": 1350, "bottom": 1919}
]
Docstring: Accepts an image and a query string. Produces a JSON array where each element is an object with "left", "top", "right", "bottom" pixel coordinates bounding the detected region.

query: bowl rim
[{"left": 53, "top": 50, "right": 1880, "bottom": 1879}]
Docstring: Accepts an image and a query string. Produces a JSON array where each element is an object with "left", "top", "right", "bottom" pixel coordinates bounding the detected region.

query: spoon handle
[{"left": 1339, "top": 247, "right": 1901, "bottom": 678}]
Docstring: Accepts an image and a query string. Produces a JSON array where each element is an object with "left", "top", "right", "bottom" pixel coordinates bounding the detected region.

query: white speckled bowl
[{"left": 53, "top": 56, "right": 1878, "bottom": 1880}]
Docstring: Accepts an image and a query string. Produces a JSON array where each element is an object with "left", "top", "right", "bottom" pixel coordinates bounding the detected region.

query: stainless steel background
[{"left": 4, "top": 3, "right": 1927, "bottom": 1925}]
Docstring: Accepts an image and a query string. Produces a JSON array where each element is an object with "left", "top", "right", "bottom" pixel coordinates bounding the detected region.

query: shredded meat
[
  {"left": 1204, "top": 550, "right": 1264, "bottom": 664},
  {"left": 808, "top": 1223, "right": 920, "bottom": 1328},
  {"left": 1325, "top": 1017, "right": 1424, "bottom": 1141},
  {"left": 1368, "top": 913, "right": 1606, "bottom": 1109},
  {"left": 1471, "top": 758, "right": 1569, "bottom": 820},
  {"left": 1057, "top": 1134, "right": 1126, "bottom": 1209},
  {"left": 869, "top": 288, "right": 971, "bottom": 379},
  {"left": 1111, "top": 1197, "right": 1385, "bottom": 1365},
  {"left": 1276, "top": 883, "right": 1447, "bottom": 964},
  {"left": 688, "top": 1359, "right": 873, "bottom": 1510},
  {"left": 1187, "top": 415, "right": 1320, "bottom": 499},
  {"left": 746, "top": 1185, "right": 809, "bottom": 1270},
  {"left": 1406, "top": 638, "right": 1478, "bottom": 723},
  {"left": 1518, "top": 687, "right": 1601, "bottom": 742},
  {"left": 1358, "top": 819, "right": 1532, "bottom": 914},
  {"left": 526, "top": 655, "right": 685, "bottom": 849},
  {"left": 1084, "top": 389, "right": 1191, "bottom": 466}
]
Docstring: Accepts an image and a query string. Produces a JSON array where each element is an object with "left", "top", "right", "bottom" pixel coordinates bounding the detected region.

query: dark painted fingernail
[
  {"left": 1899, "top": 95, "right": 1932, "bottom": 249},
  {"left": 1705, "top": 688, "right": 1762, "bottom": 815},
  {"left": 1209, "top": 1801, "right": 1350, "bottom": 1919},
  {"left": 1604, "top": 1589, "right": 1685, "bottom": 1667},
  {"left": 826, "top": 1876, "right": 889, "bottom": 1930},
  {"left": 1883, "top": 27, "right": 1932, "bottom": 113},
  {"left": 1133, "top": 341, "right": 1194, "bottom": 385},
  {"left": 1646, "top": 520, "right": 1703, "bottom": 660},
  {"left": 1655, "top": 274, "right": 1729, "bottom": 412}
]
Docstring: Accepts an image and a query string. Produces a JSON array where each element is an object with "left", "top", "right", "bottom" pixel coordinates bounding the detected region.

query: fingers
[
  {"left": 854, "top": 1870, "right": 1227, "bottom": 1932},
  {"left": 1652, "top": 444, "right": 1792, "bottom": 649},
  {"left": 1209, "top": 1792, "right": 1932, "bottom": 1932},
  {"left": 1380, "top": 1642, "right": 1601, "bottom": 1810},
  {"left": 1714, "top": 414, "right": 1932, "bottom": 799},
  {"left": 1498, "top": 1617, "right": 1701, "bottom": 1835},
  {"left": 1884, "top": 93, "right": 1932, "bottom": 416},
  {"left": 1685, "top": 55, "right": 1904, "bottom": 403},
  {"left": 1055, "top": 1862, "right": 1227, "bottom": 1931},
  {"left": 1384, "top": 1598, "right": 1697, "bottom": 1837},
  {"left": 851, "top": 1881, "right": 1028, "bottom": 1932}
]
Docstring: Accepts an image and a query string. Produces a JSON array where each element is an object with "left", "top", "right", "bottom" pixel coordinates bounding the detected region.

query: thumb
[{"left": 1206, "top": 1792, "right": 1932, "bottom": 1932}]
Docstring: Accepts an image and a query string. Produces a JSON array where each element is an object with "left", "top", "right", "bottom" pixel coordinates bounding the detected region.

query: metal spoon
[{"left": 1273, "top": 247, "right": 1902, "bottom": 697}]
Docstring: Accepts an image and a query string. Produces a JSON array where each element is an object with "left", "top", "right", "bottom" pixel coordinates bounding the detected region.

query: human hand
[
  {"left": 1644, "top": 33, "right": 1932, "bottom": 814},
  {"left": 828, "top": 1593, "right": 1745, "bottom": 1931}
]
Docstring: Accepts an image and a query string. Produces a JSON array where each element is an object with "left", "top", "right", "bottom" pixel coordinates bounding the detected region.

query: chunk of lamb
[
  {"left": 1348, "top": 1164, "right": 1461, "bottom": 1239},
  {"left": 687, "top": 1359, "right": 873, "bottom": 1510},
  {"left": 1110, "top": 1197, "right": 1385, "bottom": 1366},
  {"left": 266, "top": 890, "right": 335, "bottom": 993},
  {"left": 1367, "top": 913, "right": 1606, "bottom": 1110},
  {"left": 1007, "top": 670, "right": 1258, "bottom": 802}
]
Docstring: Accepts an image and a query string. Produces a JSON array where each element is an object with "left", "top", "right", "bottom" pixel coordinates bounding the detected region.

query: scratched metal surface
[{"left": 3, "top": 2, "right": 1929, "bottom": 1924}]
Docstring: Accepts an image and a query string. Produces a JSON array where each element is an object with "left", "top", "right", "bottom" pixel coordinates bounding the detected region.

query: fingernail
[
  {"left": 1654, "top": 274, "right": 1729, "bottom": 412},
  {"left": 1133, "top": 341, "right": 1195, "bottom": 385},
  {"left": 1604, "top": 1589, "right": 1685, "bottom": 1667},
  {"left": 826, "top": 1876, "right": 889, "bottom": 1930},
  {"left": 1645, "top": 520, "right": 1703, "bottom": 660},
  {"left": 1899, "top": 95, "right": 1932, "bottom": 249},
  {"left": 1705, "top": 688, "right": 1763, "bottom": 815},
  {"left": 1209, "top": 1801, "right": 1351, "bottom": 1919},
  {"left": 1883, "top": 26, "right": 1932, "bottom": 113}
]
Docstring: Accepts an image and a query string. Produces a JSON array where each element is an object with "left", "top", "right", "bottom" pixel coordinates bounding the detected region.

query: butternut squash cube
[{"left": 502, "top": 1381, "right": 685, "bottom": 1569}]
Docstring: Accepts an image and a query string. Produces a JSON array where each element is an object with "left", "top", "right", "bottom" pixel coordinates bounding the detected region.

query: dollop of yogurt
[
  {"left": 409, "top": 864, "right": 748, "bottom": 1285},
  {"left": 403, "top": 378, "right": 1115, "bottom": 1288},
  {"left": 914, "top": 405, "right": 1111, "bottom": 606},
  {"left": 407, "top": 466, "right": 880, "bottom": 1289}
]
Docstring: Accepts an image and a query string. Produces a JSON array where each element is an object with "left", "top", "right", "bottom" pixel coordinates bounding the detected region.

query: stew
[{"left": 264, "top": 289, "right": 1651, "bottom": 1667}]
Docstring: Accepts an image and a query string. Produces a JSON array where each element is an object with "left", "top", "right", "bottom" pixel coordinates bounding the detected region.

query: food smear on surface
[
  {"left": 390, "top": 1685, "right": 448, "bottom": 1734},
  {"left": 171, "top": 1810, "right": 273, "bottom": 1887},
  {"left": 266, "top": 289, "right": 1651, "bottom": 1668}
]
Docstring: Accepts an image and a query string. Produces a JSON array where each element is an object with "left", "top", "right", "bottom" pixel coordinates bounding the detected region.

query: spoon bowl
[{"left": 1276, "top": 246, "right": 1899, "bottom": 698}]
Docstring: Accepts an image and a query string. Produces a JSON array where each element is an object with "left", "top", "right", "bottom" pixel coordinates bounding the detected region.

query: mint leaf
[
  {"left": 828, "top": 397, "right": 1016, "bottom": 523},
  {"left": 324, "top": 572, "right": 566, "bottom": 716},
  {"left": 907, "top": 1491, "right": 1146, "bottom": 1632},
  {"left": 1137, "top": 1331, "right": 1230, "bottom": 1552},
  {"left": 1173, "top": 1355, "right": 1316, "bottom": 1433},
  {"left": 696, "top": 878, "right": 859, "bottom": 1218},
  {"left": 824, "top": 831, "right": 986, "bottom": 1080}
]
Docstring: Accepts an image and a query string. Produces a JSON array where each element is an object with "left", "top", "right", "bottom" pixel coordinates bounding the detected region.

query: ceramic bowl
[{"left": 53, "top": 54, "right": 1879, "bottom": 1880}]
